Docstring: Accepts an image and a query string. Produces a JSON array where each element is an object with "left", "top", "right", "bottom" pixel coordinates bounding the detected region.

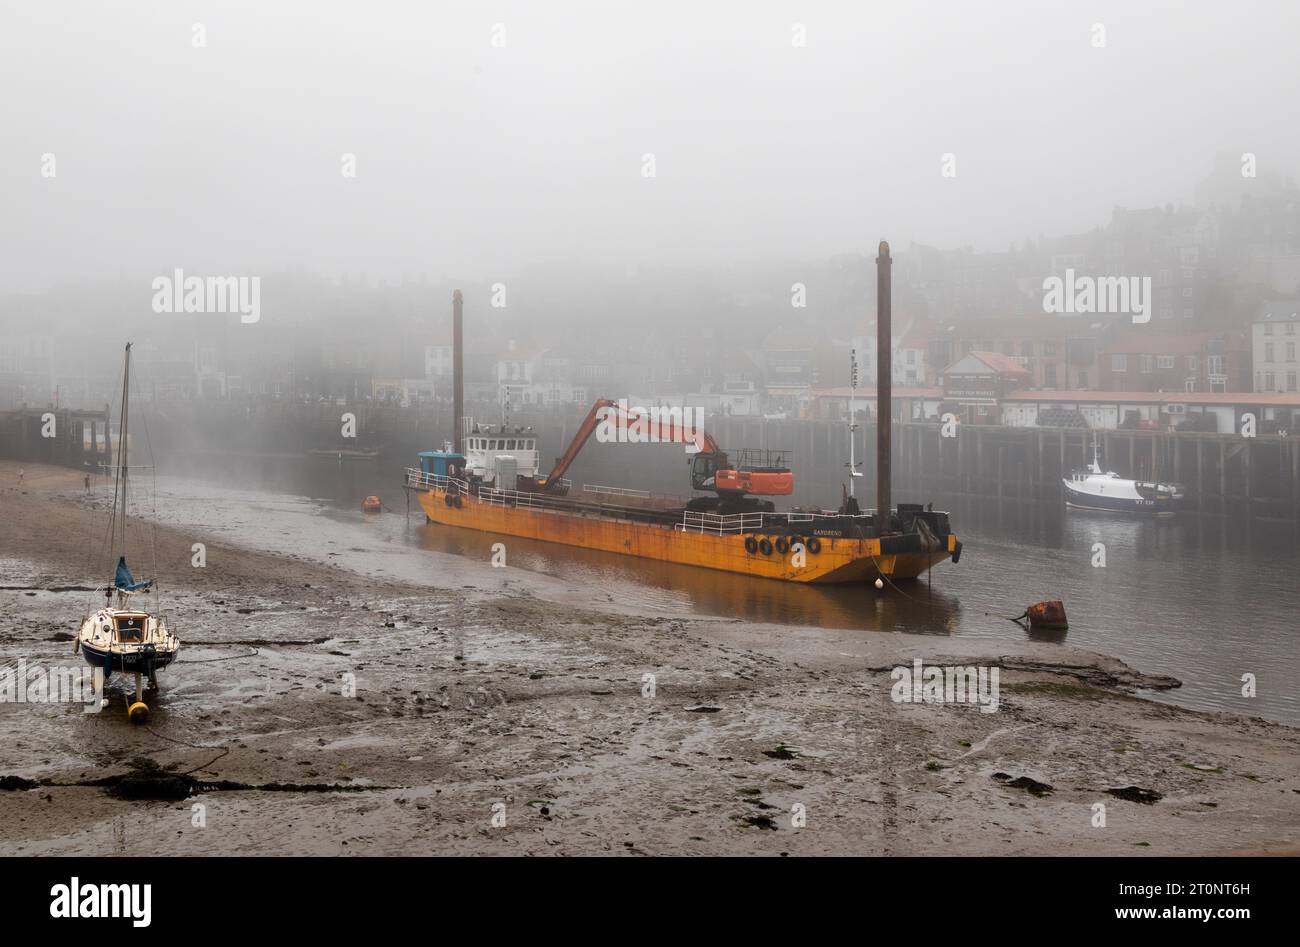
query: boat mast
[
  {"left": 115, "top": 343, "right": 132, "bottom": 556},
  {"left": 847, "top": 348, "right": 859, "bottom": 496},
  {"left": 452, "top": 290, "right": 464, "bottom": 454}
]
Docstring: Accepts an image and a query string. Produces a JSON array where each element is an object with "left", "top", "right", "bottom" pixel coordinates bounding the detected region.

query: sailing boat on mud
[{"left": 74, "top": 343, "right": 179, "bottom": 722}]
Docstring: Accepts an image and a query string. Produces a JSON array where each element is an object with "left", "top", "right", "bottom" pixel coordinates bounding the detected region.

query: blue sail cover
[{"left": 114, "top": 557, "right": 152, "bottom": 592}]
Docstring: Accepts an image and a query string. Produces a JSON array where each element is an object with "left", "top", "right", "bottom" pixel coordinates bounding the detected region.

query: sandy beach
[{"left": 1, "top": 460, "right": 1297, "bottom": 855}]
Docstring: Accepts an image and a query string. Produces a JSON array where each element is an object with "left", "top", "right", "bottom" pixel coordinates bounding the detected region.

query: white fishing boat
[
  {"left": 74, "top": 343, "right": 179, "bottom": 722},
  {"left": 1062, "top": 440, "right": 1184, "bottom": 515}
]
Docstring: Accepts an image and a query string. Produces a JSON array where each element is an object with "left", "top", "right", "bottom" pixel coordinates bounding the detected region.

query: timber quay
[
  {"left": 5, "top": 402, "right": 1298, "bottom": 520},
  {"left": 0, "top": 407, "right": 112, "bottom": 470},
  {"left": 709, "top": 418, "right": 1300, "bottom": 522}
]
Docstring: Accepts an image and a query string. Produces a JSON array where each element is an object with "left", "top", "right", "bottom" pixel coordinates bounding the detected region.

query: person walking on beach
[
  {"left": 18, "top": 468, "right": 23, "bottom": 487},
  {"left": 84, "top": 473, "right": 91, "bottom": 492}
]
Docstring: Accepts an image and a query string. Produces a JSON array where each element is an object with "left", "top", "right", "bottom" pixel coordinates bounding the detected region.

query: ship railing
[
  {"left": 583, "top": 483, "right": 651, "bottom": 498},
  {"left": 477, "top": 485, "right": 587, "bottom": 514},
  {"left": 678, "top": 508, "right": 877, "bottom": 535},
  {"left": 677, "top": 510, "right": 767, "bottom": 535},
  {"left": 403, "top": 468, "right": 469, "bottom": 494}
]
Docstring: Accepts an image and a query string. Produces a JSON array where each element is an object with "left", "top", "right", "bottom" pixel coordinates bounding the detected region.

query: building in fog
[
  {"left": 1099, "top": 328, "right": 1249, "bottom": 394},
  {"left": 940, "top": 350, "right": 1033, "bottom": 423},
  {"left": 424, "top": 341, "right": 452, "bottom": 382},
  {"left": 851, "top": 318, "right": 931, "bottom": 387},
  {"left": 1251, "top": 301, "right": 1300, "bottom": 392},
  {"left": 1000, "top": 389, "right": 1300, "bottom": 434}
]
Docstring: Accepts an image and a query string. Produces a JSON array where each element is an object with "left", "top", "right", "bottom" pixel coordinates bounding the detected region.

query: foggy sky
[{"left": 3, "top": 0, "right": 1298, "bottom": 293}]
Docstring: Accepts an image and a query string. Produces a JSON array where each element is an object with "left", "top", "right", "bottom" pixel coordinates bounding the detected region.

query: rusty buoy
[{"left": 1024, "top": 600, "right": 1068, "bottom": 630}]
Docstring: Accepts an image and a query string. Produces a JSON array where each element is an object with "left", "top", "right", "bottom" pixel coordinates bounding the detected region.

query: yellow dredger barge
[
  {"left": 405, "top": 243, "right": 961, "bottom": 585},
  {"left": 404, "top": 466, "right": 960, "bottom": 584}
]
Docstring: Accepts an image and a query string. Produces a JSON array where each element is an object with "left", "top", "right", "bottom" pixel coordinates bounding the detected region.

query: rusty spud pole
[
  {"left": 876, "top": 241, "right": 891, "bottom": 537},
  {"left": 453, "top": 289, "right": 464, "bottom": 455}
]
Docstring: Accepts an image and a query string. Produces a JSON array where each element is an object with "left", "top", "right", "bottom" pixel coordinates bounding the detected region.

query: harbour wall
[{"left": 4, "top": 402, "right": 1297, "bottom": 520}]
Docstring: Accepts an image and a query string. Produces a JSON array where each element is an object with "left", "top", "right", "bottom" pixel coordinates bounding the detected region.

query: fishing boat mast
[{"left": 847, "top": 347, "right": 861, "bottom": 497}]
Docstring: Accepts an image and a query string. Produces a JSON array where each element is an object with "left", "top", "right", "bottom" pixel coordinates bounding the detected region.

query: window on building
[
  {"left": 1264, "top": 323, "right": 1274, "bottom": 335},
  {"left": 1185, "top": 378, "right": 1196, "bottom": 392},
  {"left": 1290, "top": 372, "right": 1298, "bottom": 392},
  {"left": 1157, "top": 355, "right": 1175, "bottom": 369},
  {"left": 1266, "top": 343, "right": 1275, "bottom": 362},
  {"left": 1186, "top": 355, "right": 1198, "bottom": 373},
  {"left": 1045, "top": 364, "right": 1057, "bottom": 386},
  {"left": 1042, "top": 342, "right": 1057, "bottom": 357},
  {"left": 1077, "top": 371, "right": 1088, "bottom": 387},
  {"left": 1264, "top": 372, "right": 1275, "bottom": 390},
  {"left": 1289, "top": 342, "right": 1297, "bottom": 362},
  {"left": 1112, "top": 354, "right": 1127, "bottom": 372},
  {"left": 1287, "top": 323, "right": 1296, "bottom": 335},
  {"left": 1021, "top": 341, "right": 1034, "bottom": 357},
  {"left": 1140, "top": 354, "right": 1154, "bottom": 373},
  {"left": 1183, "top": 308, "right": 1194, "bottom": 319}
]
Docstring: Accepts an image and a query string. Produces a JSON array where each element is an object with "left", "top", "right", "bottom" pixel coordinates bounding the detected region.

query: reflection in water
[
  {"left": 146, "top": 451, "right": 1300, "bottom": 725},
  {"left": 410, "top": 519, "right": 962, "bottom": 635}
]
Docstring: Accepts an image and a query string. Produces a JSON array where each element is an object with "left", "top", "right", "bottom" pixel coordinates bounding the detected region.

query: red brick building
[{"left": 1098, "top": 328, "right": 1250, "bottom": 394}]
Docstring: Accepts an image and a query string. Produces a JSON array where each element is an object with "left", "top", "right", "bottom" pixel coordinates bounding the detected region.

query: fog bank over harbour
[{"left": 2, "top": 0, "right": 1299, "bottom": 883}]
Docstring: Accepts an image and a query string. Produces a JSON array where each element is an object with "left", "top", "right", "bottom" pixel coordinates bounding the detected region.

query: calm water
[{"left": 141, "top": 450, "right": 1300, "bottom": 726}]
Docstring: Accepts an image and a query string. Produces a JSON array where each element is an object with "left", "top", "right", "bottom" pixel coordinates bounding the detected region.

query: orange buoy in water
[
  {"left": 362, "top": 495, "right": 382, "bottom": 513},
  {"left": 1025, "top": 600, "right": 1068, "bottom": 630}
]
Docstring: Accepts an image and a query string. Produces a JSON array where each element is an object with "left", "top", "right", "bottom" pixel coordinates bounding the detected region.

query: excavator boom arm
[{"left": 539, "top": 400, "right": 718, "bottom": 489}]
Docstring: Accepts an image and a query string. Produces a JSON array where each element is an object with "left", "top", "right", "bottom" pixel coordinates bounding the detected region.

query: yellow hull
[{"left": 412, "top": 487, "right": 955, "bottom": 584}]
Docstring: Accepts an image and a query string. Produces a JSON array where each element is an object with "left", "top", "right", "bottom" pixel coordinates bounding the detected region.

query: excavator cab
[
  {"left": 692, "top": 448, "right": 793, "bottom": 496},
  {"left": 690, "top": 451, "right": 726, "bottom": 492}
]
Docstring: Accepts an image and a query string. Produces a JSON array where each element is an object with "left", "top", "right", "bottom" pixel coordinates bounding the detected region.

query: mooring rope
[
  {"left": 142, "top": 727, "right": 230, "bottom": 775},
  {"left": 179, "top": 646, "right": 260, "bottom": 664}
]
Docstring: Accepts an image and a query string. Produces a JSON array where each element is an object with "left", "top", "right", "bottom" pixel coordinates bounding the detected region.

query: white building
[
  {"left": 424, "top": 343, "right": 452, "bottom": 380},
  {"left": 495, "top": 345, "right": 587, "bottom": 407},
  {"left": 1252, "top": 302, "right": 1300, "bottom": 393},
  {"left": 851, "top": 319, "right": 928, "bottom": 387}
]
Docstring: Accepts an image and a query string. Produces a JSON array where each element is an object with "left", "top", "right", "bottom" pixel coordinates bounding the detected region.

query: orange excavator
[{"left": 521, "top": 398, "right": 792, "bottom": 510}]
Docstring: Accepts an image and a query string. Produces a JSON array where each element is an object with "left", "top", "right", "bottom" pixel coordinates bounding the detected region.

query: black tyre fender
[
  {"left": 775, "top": 537, "right": 790, "bottom": 555},
  {"left": 758, "top": 538, "right": 773, "bottom": 556},
  {"left": 807, "top": 537, "right": 822, "bottom": 555},
  {"left": 444, "top": 494, "right": 454, "bottom": 507},
  {"left": 743, "top": 536, "right": 758, "bottom": 555},
  {"left": 453, "top": 495, "right": 464, "bottom": 509}
]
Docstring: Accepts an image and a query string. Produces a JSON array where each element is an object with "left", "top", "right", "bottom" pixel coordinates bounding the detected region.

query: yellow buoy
[{"left": 128, "top": 701, "right": 149, "bottom": 723}]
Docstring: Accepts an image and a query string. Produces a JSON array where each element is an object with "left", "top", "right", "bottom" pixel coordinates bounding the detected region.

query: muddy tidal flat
[{"left": 1, "top": 461, "right": 1298, "bottom": 856}]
